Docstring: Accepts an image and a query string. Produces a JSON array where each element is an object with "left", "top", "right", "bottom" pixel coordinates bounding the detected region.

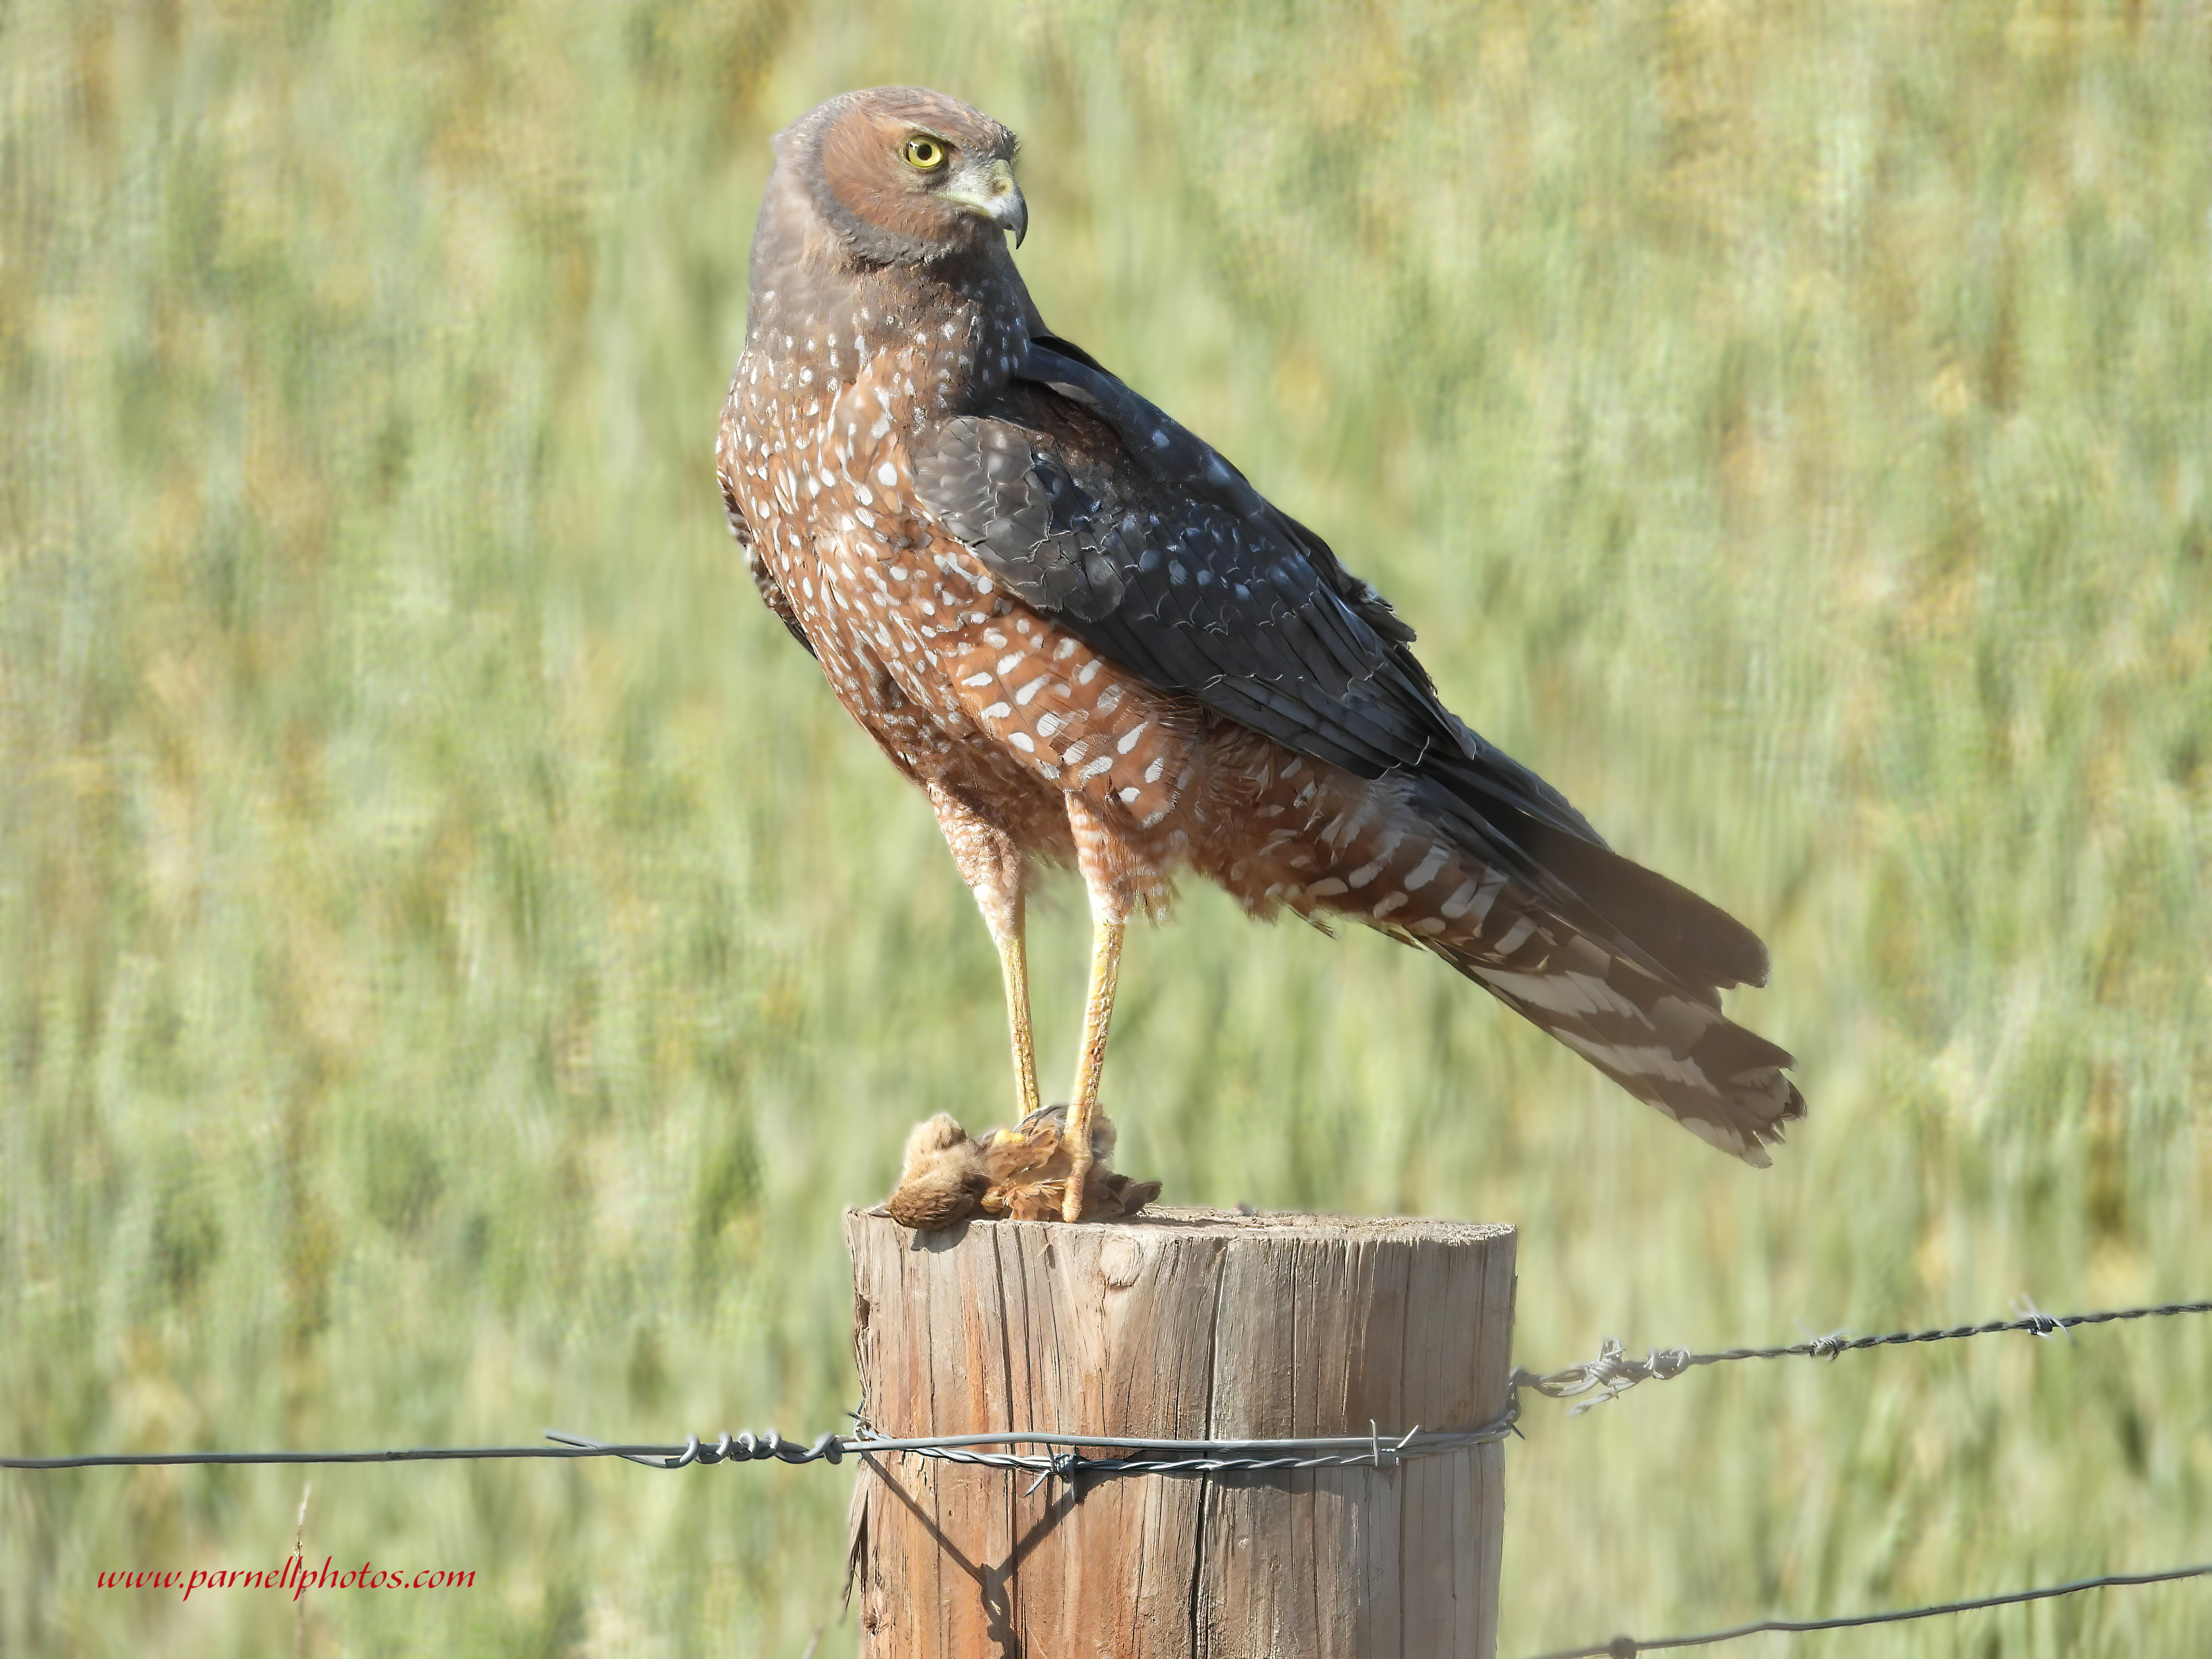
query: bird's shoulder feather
[{"left": 910, "top": 340, "right": 1455, "bottom": 781}]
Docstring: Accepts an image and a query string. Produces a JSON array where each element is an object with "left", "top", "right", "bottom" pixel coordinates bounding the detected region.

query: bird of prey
[{"left": 718, "top": 87, "right": 1804, "bottom": 1221}]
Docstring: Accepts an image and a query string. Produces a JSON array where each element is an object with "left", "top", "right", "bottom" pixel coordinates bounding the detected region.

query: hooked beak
[{"left": 947, "top": 156, "right": 1028, "bottom": 248}]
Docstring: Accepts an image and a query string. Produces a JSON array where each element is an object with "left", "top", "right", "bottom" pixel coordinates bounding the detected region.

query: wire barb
[
  {"left": 1510, "top": 1297, "right": 2212, "bottom": 1412},
  {"left": 542, "top": 1429, "right": 849, "bottom": 1470}
]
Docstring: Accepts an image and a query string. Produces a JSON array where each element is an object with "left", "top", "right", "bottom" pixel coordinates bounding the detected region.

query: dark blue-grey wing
[
  {"left": 912, "top": 361, "right": 1465, "bottom": 780},
  {"left": 909, "top": 339, "right": 1773, "bottom": 991}
]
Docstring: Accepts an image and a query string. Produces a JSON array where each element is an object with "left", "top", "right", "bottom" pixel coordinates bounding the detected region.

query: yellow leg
[
  {"left": 997, "top": 921, "right": 1043, "bottom": 1125},
  {"left": 923, "top": 780, "right": 1040, "bottom": 1127},
  {"left": 1062, "top": 919, "right": 1125, "bottom": 1221}
]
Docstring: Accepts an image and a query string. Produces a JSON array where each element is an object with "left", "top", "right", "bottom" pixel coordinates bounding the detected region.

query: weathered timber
[{"left": 844, "top": 1205, "right": 1516, "bottom": 1658}]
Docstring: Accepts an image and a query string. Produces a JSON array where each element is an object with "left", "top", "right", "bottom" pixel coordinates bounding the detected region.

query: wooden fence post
[{"left": 844, "top": 1206, "right": 1516, "bottom": 1658}]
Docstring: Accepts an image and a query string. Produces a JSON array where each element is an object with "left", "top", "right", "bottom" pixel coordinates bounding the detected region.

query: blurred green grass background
[{"left": 2, "top": 0, "right": 2207, "bottom": 1653}]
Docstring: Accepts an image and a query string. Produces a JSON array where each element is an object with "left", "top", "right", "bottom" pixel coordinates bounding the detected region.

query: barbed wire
[
  {"left": 1511, "top": 1297, "right": 2212, "bottom": 1414},
  {"left": 8, "top": 1293, "right": 2202, "bottom": 1657},
  {"left": 0, "top": 1412, "right": 1519, "bottom": 1486},
  {"left": 0, "top": 1440, "right": 811, "bottom": 1471},
  {"left": 4, "top": 1296, "right": 2201, "bottom": 1476},
  {"left": 1521, "top": 1561, "right": 2212, "bottom": 1658}
]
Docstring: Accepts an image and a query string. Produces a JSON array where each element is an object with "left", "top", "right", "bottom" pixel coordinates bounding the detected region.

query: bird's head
[{"left": 779, "top": 86, "right": 1027, "bottom": 267}]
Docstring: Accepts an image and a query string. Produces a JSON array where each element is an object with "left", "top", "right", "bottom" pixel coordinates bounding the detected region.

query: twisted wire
[
  {"left": 1511, "top": 1298, "right": 2212, "bottom": 1414},
  {"left": 4, "top": 1297, "right": 2201, "bottom": 1469},
  {"left": 1, "top": 1415, "right": 1518, "bottom": 1483},
  {"left": 843, "top": 1408, "right": 1520, "bottom": 1494}
]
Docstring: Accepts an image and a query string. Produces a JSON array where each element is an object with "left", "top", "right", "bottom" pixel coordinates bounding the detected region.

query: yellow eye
[{"left": 902, "top": 136, "right": 947, "bottom": 171}]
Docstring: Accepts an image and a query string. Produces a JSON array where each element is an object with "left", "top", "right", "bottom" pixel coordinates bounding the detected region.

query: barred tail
[
  {"left": 1402, "top": 773, "right": 1806, "bottom": 1163},
  {"left": 1431, "top": 929, "right": 1805, "bottom": 1166},
  {"left": 1214, "top": 753, "right": 1807, "bottom": 1163}
]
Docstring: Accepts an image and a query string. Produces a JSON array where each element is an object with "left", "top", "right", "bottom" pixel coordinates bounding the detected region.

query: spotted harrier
[{"left": 717, "top": 87, "right": 1805, "bottom": 1222}]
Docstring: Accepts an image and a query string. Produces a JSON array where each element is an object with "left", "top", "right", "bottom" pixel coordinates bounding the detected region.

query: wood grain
[{"left": 845, "top": 1206, "right": 1515, "bottom": 1658}]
